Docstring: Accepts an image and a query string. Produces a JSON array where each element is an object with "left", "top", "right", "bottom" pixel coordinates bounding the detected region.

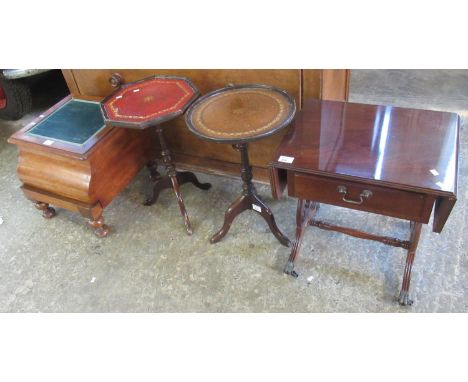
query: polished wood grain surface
[
  {"left": 8, "top": 96, "right": 155, "bottom": 236},
  {"left": 272, "top": 99, "right": 459, "bottom": 196},
  {"left": 289, "top": 172, "right": 435, "bottom": 223},
  {"left": 271, "top": 99, "right": 460, "bottom": 304}
]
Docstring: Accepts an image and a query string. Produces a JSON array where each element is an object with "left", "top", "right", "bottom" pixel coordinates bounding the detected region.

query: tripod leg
[
  {"left": 210, "top": 194, "right": 249, "bottom": 244},
  {"left": 177, "top": 171, "right": 212, "bottom": 190},
  {"left": 143, "top": 176, "right": 172, "bottom": 206},
  {"left": 146, "top": 160, "right": 161, "bottom": 182},
  {"left": 251, "top": 194, "right": 290, "bottom": 247},
  {"left": 152, "top": 127, "right": 194, "bottom": 234},
  {"left": 170, "top": 174, "right": 193, "bottom": 235}
]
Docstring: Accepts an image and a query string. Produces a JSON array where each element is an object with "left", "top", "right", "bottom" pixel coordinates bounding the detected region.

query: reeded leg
[
  {"left": 169, "top": 173, "right": 193, "bottom": 235},
  {"left": 398, "top": 222, "right": 422, "bottom": 306},
  {"left": 34, "top": 201, "right": 56, "bottom": 219},
  {"left": 146, "top": 160, "right": 161, "bottom": 182},
  {"left": 88, "top": 215, "right": 109, "bottom": 238},
  {"left": 251, "top": 193, "right": 290, "bottom": 247},
  {"left": 210, "top": 194, "right": 249, "bottom": 243},
  {"left": 284, "top": 200, "right": 319, "bottom": 277}
]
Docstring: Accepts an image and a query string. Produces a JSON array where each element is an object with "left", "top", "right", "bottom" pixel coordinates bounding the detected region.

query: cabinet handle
[
  {"left": 109, "top": 73, "right": 123, "bottom": 88},
  {"left": 336, "top": 185, "right": 373, "bottom": 205}
]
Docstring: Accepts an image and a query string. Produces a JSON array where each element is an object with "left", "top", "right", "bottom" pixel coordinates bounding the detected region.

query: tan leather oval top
[{"left": 187, "top": 87, "right": 295, "bottom": 142}]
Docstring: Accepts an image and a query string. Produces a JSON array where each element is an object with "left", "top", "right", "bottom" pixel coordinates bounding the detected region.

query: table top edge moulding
[
  {"left": 100, "top": 75, "right": 200, "bottom": 130},
  {"left": 8, "top": 95, "right": 113, "bottom": 158},
  {"left": 185, "top": 84, "right": 296, "bottom": 144}
]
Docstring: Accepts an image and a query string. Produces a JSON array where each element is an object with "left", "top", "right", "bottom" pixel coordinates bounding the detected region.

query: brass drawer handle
[{"left": 336, "top": 185, "right": 373, "bottom": 205}]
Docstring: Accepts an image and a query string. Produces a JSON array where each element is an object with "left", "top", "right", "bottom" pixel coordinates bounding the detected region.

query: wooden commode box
[{"left": 8, "top": 95, "right": 154, "bottom": 236}]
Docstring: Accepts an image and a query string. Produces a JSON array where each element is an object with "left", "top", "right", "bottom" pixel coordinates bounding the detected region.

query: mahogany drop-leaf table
[{"left": 270, "top": 99, "right": 459, "bottom": 306}]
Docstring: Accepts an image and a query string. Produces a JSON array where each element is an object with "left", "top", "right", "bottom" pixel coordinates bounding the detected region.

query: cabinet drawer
[{"left": 288, "top": 172, "right": 435, "bottom": 223}]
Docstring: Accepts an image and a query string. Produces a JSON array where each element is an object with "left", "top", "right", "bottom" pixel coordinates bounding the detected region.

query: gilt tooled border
[
  {"left": 106, "top": 80, "right": 193, "bottom": 120},
  {"left": 192, "top": 89, "right": 289, "bottom": 138}
]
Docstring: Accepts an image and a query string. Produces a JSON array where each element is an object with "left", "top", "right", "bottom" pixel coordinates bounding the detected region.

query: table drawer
[{"left": 288, "top": 172, "right": 434, "bottom": 223}]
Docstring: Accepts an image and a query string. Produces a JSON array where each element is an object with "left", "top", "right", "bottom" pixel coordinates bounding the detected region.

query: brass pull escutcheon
[{"left": 336, "top": 185, "right": 372, "bottom": 205}]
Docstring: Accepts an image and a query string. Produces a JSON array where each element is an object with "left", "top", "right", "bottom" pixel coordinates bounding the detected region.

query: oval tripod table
[
  {"left": 101, "top": 75, "right": 212, "bottom": 235},
  {"left": 185, "top": 84, "right": 296, "bottom": 246}
]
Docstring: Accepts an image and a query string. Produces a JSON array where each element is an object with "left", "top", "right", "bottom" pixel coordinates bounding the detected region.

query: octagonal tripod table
[
  {"left": 101, "top": 75, "right": 211, "bottom": 235},
  {"left": 185, "top": 84, "right": 296, "bottom": 246}
]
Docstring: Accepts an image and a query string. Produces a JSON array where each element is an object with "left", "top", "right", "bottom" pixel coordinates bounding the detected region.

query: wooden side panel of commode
[
  {"left": 17, "top": 148, "right": 92, "bottom": 203},
  {"left": 14, "top": 126, "right": 154, "bottom": 215},
  {"left": 88, "top": 127, "right": 155, "bottom": 207}
]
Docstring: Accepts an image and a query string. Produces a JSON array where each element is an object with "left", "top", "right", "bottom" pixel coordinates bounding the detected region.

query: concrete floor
[{"left": 0, "top": 70, "right": 467, "bottom": 312}]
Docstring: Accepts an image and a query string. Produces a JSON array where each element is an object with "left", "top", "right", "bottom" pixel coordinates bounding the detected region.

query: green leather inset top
[{"left": 27, "top": 99, "right": 105, "bottom": 145}]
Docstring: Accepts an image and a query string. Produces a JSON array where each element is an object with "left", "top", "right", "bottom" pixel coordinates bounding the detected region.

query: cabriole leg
[
  {"left": 210, "top": 194, "right": 249, "bottom": 243},
  {"left": 177, "top": 171, "right": 212, "bottom": 191}
]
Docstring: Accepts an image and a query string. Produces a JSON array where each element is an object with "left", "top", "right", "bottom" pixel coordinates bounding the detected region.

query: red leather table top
[{"left": 101, "top": 76, "right": 199, "bottom": 129}]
